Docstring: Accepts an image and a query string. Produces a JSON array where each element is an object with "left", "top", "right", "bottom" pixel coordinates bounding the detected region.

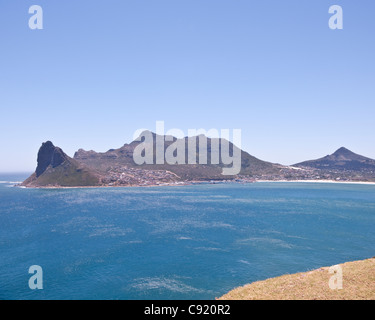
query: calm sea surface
[{"left": 0, "top": 173, "right": 374, "bottom": 300}]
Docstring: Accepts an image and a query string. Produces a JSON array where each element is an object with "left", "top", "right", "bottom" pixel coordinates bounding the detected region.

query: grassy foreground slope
[{"left": 219, "top": 257, "right": 375, "bottom": 300}]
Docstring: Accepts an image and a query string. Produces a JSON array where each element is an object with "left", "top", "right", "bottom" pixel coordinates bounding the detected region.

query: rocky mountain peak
[{"left": 35, "top": 141, "right": 68, "bottom": 177}]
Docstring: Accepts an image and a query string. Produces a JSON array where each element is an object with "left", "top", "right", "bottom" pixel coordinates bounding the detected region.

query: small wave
[
  {"left": 194, "top": 247, "right": 229, "bottom": 252},
  {"left": 177, "top": 236, "right": 192, "bottom": 240},
  {"left": 131, "top": 276, "right": 205, "bottom": 294},
  {"left": 237, "top": 237, "right": 293, "bottom": 249},
  {"left": 238, "top": 259, "right": 252, "bottom": 265}
]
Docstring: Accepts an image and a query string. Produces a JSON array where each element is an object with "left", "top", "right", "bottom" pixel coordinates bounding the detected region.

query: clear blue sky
[{"left": 1, "top": 0, "right": 374, "bottom": 172}]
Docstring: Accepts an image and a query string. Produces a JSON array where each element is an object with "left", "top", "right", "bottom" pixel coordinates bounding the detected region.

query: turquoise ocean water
[{"left": 0, "top": 173, "right": 374, "bottom": 300}]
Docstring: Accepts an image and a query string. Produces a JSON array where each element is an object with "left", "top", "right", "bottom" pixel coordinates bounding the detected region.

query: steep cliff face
[
  {"left": 22, "top": 141, "right": 101, "bottom": 187},
  {"left": 35, "top": 141, "right": 68, "bottom": 177}
]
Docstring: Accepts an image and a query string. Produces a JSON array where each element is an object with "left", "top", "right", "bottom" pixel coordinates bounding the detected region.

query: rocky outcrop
[
  {"left": 22, "top": 141, "right": 101, "bottom": 187},
  {"left": 35, "top": 141, "right": 68, "bottom": 177}
]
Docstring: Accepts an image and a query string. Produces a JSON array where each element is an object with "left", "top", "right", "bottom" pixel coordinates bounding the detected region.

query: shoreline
[
  {"left": 13, "top": 178, "right": 375, "bottom": 189},
  {"left": 255, "top": 179, "right": 375, "bottom": 186},
  {"left": 13, "top": 181, "right": 199, "bottom": 189}
]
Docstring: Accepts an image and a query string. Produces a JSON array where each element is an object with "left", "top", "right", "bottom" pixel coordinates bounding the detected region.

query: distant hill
[{"left": 294, "top": 147, "right": 375, "bottom": 171}]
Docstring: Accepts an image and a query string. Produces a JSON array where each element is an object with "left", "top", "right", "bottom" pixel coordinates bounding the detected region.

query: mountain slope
[{"left": 73, "top": 131, "right": 282, "bottom": 180}]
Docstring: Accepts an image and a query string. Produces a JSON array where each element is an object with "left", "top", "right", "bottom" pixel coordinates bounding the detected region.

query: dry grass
[{"left": 219, "top": 257, "right": 375, "bottom": 300}]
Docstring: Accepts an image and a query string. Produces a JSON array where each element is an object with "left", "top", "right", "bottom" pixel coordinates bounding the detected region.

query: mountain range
[{"left": 21, "top": 134, "right": 375, "bottom": 187}]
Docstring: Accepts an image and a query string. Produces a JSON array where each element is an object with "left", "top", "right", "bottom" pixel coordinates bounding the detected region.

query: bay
[{"left": 0, "top": 173, "right": 374, "bottom": 300}]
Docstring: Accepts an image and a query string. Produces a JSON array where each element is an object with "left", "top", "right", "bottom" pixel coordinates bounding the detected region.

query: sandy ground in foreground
[{"left": 218, "top": 257, "right": 375, "bottom": 300}]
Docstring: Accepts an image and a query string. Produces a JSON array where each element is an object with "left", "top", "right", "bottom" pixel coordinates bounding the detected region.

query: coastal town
[
  {"left": 99, "top": 164, "right": 375, "bottom": 187},
  {"left": 103, "top": 166, "right": 183, "bottom": 186},
  {"left": 248, "top": 166, "right": 375, "bottom": 183}
]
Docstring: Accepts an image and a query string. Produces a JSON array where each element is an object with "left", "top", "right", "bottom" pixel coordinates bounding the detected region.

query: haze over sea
[{"left": 1, "top": 173, "right": 374, "bottom": 300}]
